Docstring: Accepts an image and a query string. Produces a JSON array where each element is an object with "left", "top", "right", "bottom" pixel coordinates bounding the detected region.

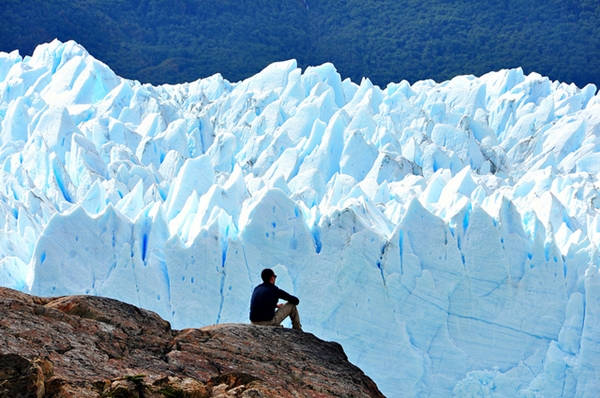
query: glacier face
[{"left": 1, "top": 39, "right": 600, "bottom": 397}]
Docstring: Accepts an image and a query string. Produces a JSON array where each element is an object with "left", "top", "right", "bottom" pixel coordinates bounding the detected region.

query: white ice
[{"left": 1, "top": 39, "right": 600, "bottom": 397}]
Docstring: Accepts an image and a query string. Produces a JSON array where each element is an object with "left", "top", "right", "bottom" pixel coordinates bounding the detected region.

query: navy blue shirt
[{"left": 249, "top": 282, "right": 299, "bottom": 322}]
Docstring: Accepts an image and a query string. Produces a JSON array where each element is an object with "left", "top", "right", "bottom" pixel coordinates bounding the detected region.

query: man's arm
[{"left": 277, "top": 287, "right": 299, "bottom": 305}]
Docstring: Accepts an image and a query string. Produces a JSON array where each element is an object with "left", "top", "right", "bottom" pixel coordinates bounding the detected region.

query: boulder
[{"left": 0, "top": 287, "right": 383, "bottom": 397}]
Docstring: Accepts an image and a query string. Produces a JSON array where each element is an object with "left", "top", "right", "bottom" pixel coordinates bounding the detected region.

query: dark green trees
[{"left": 1, "top": 0, "right": 598, "bottom": 88}]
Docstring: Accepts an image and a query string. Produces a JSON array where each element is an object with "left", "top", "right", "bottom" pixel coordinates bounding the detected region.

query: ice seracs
[{"left": 1, "top": 39, "right": 600, "bottom": 397}]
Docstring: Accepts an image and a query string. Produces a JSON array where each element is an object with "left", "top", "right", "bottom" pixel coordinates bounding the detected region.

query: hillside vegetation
[{"left": 1, "top": 0, "right": 599, "bottom": 88}]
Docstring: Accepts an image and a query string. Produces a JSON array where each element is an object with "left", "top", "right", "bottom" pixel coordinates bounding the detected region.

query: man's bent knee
[
  {"left": 272, "top": 303, "right": 296, "bottom": 324},
  {"left": 272, "top": 303, "right": 301, "bottom": 330}
]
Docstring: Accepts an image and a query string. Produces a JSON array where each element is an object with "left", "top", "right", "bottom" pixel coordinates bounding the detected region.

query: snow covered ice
[{"left": 2, "top": 39, "right": 600, "bottom": 397}]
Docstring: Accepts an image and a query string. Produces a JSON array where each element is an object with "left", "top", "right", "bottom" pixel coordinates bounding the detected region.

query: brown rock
[
  {"left": 0, "top": 354, "right": 45, "bottom": 398},
  {"left": 0, "top": 287, "right": 384, "bottom": 397}
]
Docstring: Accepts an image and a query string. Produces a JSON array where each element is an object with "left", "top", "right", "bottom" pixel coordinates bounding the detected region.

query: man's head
[{"left": 261, "top": 268, "right": 277, "bottom": 284}]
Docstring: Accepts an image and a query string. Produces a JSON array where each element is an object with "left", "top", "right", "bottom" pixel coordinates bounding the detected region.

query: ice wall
[{"left": 1, "top": 40, "right": 600, "bottom": 397}]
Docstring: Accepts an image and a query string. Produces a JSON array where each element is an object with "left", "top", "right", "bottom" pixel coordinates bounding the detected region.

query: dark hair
[{"left": 261, "top": 268, "right": 275, "bottom": 283}]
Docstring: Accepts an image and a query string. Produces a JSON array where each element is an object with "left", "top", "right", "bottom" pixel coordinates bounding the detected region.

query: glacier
[{"left": 1, "top": 39, "right": 600, "bottom": 397}]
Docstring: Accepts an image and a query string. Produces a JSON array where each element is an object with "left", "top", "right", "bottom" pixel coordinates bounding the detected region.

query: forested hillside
[{"left": 1, "top": 0, "right": 599, "bottom": 88}]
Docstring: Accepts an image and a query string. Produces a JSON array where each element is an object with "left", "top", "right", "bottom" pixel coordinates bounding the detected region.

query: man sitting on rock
[{"left": 250, "top": 268, "right": 302, "bottom": 330}]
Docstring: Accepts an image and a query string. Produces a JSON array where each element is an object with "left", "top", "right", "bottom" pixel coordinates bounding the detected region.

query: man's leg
[
  {"left": 273, "top": 302, "right": 302, "bottom": 330},
  {"left": 251, "top": 320, "right": 277, "bottom": 326}
]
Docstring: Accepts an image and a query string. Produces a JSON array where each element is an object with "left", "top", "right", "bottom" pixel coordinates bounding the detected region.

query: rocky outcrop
[{"left": 0, "top": 288, "right": 384, "bottom": 397}]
